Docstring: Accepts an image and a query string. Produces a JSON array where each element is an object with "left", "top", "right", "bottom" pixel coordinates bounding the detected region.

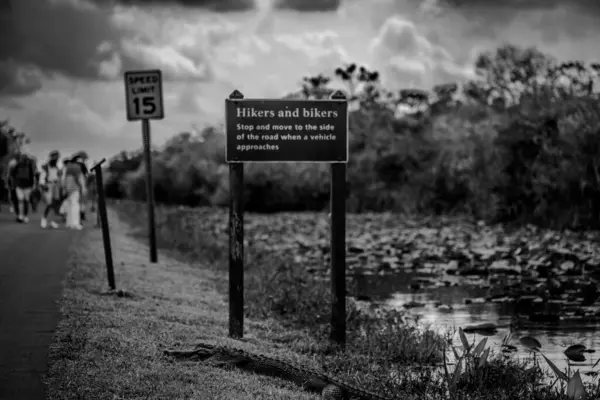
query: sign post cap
[
  {"left": 229, "top": 90, "right": 244, "bottom": 99},
  {"left": 91, "top": 158, "right": 106, "bottom": 170},
  {"left": 330, "top": 90, "right": 347, "bottom": 100}
]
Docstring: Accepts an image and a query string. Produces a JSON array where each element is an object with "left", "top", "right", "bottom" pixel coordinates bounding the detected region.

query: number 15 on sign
[{"left": 124, "top": 69, "right": 164, "bottom": 121}]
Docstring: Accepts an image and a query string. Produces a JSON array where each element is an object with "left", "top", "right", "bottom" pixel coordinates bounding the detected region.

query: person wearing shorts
[
  {"left": 7, "top": 150, "right": 37, "bottom": 223},
  {"left": 39, "top": 150, "right": 63, "bottom": 228}
]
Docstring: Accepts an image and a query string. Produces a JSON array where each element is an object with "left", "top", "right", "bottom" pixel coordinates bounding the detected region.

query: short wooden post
[{"left": 91, "top": 158, "right": 116, "bottom": 290}]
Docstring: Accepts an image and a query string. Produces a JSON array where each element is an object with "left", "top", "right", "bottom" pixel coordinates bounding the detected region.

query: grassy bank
[
  {"left": 42, "top": 200, "right": 588, "bottom": 399},
  {"left": 45, "top": 209, "right": 330, "bottom": 399}
]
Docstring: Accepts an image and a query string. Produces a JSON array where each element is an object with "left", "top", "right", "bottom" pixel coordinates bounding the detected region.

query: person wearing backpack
[{"left": 7, "top": 148, "right": 37, "bottom": 223}]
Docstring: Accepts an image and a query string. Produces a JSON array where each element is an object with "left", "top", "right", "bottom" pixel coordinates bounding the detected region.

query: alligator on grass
[{"left": 164, "top": 342, "right": 394, "bottom": 400}]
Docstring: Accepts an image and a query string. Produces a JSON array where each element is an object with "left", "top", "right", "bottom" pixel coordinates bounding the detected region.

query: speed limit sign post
[{"left": 124, "top": 69, "right": 164, "bottom": 264}]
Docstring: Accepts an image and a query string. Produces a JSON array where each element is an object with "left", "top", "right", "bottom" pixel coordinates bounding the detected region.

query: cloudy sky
[{"left": 1, "top": 0, "right": 599, "bottom": 161}]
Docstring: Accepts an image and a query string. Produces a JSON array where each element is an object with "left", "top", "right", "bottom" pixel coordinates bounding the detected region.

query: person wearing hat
[
  {"left": 61, "top": 151, "right": 88, "bottom": 229},
  {"left": 39, "top": 150, "right": 63, "bottom": 228}
]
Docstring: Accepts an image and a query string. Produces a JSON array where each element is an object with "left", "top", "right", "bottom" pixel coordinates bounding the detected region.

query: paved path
[{"left": 0, "top": 209, "right": 76, "bottom": 400}]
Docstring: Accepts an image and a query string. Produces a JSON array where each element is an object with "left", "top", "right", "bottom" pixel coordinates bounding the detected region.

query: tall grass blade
[
  {"left": 472, "top": 337, "right": 488, "bottom": 358},
  {"left": 478, "top": 347, "right": 490, "bottom": 368},
  {"left": 566, "top": 371, "right": 588, "bottom": 399},
  {"left": 541, "top": 353, "right": 569, "bottom": 381},
  {"left": 452, "top": 345, "right": 462, "bottom": 360},
  {"left": 458, "top": 328, "right": 470, "bottom": 353},
  {"left": 451, "top": 358, "right": 463, "bottom": 390},
  {"left": 442, "top": 342, "right": 453, "bottom": 397}
]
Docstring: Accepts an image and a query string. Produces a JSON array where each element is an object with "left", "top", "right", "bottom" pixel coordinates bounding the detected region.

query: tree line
[{"left": 6, "top": 43, "right": 600, "bottom": 229}]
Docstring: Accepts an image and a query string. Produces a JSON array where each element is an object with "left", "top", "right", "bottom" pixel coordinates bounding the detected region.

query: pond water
[{"left": 355, "top": 271, "right": 600, "bottom": 382}]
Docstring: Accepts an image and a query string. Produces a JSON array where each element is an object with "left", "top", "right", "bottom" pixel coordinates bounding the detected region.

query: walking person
[
  {"left": 39, "top": 150, "right": 63, "bottom": 229},
  {"left": 6, "top": 148, "right": 37, "bottom": 223},
  {"left": 79, "top": 158, "right": 89, "bottom": 222},
  {"left": 3, "top": 167, "right": 18, "bottom": 214},
  {"left": 61, "top": 151, "right": 88, "bottom": 230},
  {"left": 57, "top": 157, "right": 71, "bottom": 222}
]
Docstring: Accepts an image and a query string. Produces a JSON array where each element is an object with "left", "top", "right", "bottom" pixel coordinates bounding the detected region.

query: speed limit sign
[
  {"left": 124, "top": 69, "right": 164, "bottom": 120},
  {"left": 123, "top": 69, "right": 164, "bottom": 263}
]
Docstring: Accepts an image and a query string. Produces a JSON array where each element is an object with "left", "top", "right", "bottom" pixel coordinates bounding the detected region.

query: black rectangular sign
[{"left": 225, "top": 99, "right": 348, "bottom": 162}]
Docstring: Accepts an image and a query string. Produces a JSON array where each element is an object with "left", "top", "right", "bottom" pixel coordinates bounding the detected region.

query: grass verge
[
  {"left": 45, "top": 202, "right": 598, "bottom": 399},
  {"left": 45, "top": 209, "right": 325, "bottom": 399}
]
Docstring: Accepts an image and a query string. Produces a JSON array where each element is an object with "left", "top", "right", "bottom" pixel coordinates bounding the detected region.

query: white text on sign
[
  {"left": 225, "top": 99, "right": 348, "bottom": 162},
  {"left": 236, "top": 107, "right": 339, "bottom": 119}
]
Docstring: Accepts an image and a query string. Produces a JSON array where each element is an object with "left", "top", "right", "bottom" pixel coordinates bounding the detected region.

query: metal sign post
[{"left": 124, "top": 69, "right": 164, "bottom": 263}]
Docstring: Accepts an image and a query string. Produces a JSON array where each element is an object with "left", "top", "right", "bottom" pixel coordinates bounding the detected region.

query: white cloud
[
  {"left": 275, "top": 31, "right": 348, "bottom": 72},
  {"left": 0, "top": 61, "right": 44, "bottom": 96},
  {"left": 370, "top": 18, "right": 432, "bottom": 59},
  {"left": 4, "top": 90, "right": 132, "bottom": 160},
  {"left": 369, "top": 16, "right": 473, "bottom": 89},
  {"left": 120, "top": 41, "right": 213, "bottom": 80},
  {"left": 384, "top": 57, "right": 428, "bottom": 88}
]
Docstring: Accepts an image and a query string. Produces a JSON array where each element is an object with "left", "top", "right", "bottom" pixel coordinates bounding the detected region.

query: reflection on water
[{"left": 355, "top": 271, "right": 600, "bottom": 382}]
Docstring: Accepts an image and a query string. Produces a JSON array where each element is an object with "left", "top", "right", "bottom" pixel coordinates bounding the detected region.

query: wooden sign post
[
  {"left": 124, "top": 69, "right": 164, "bottom": 263},
  {"left": 91, "top": 158, "right": 115, "bottom": 290},
  {"left": 225, "top": 90, "right": 349, "bottom": 345}
]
